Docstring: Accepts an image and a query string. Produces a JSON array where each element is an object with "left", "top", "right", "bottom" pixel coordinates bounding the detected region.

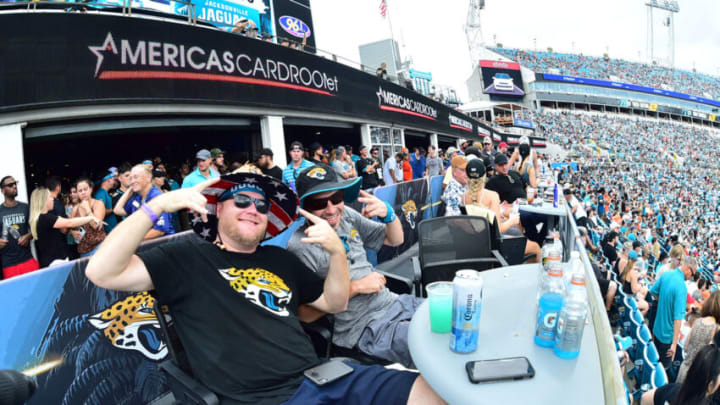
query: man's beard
[{"left": 218, "top": 218, "right": 267, "bottom": 247}]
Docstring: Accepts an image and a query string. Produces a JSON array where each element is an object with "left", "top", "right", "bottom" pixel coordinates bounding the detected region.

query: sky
[{"left": 310, "top": 0, "right": 720, "bottom": 101}]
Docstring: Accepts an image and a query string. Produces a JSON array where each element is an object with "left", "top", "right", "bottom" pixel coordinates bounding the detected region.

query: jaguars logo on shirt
[
  {"left": 218, "top": 268, "right": 292, "bottom": 317},
  {"left": 402, "top": 200, "right": 418, "bottom": 229},
  {"left": 350, "top": 229, "right": 360, "bottom": 242},
  {"left": 306, "top": 167, "right": 327, "bottom": 180}
]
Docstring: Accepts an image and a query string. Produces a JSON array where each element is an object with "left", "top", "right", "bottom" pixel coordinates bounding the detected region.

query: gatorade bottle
[
  {"left": 535, "top": 263, "right": 565, "bottom": 348},
  {"left": 554, "top": 273, "right": 589, "bottom": 359}
]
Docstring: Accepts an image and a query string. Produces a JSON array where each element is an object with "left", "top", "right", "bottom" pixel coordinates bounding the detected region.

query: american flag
[{"left": 379, "top": 0, "right": 387, "bottom": 18}]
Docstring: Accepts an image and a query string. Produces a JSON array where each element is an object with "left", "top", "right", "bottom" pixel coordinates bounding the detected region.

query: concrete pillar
[
  {"left": 0, "top": 123, "right": 28, "bottom": 202},
  {"left": 360, "top": 124, "right": 372, "bottom": 149},
  {"left": 429, "top": 133, "right": 438, "bottom": 149},
  {"left": 260, "top": 116, "right": 286, "bottom": 168}
]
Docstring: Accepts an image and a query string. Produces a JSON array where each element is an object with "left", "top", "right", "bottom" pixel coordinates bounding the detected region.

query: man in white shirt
[{"left": 564, "top": 189, "right": 588, "bottom": 228}]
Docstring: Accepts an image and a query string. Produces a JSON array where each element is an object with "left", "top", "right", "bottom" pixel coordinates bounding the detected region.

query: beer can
[{"left": 450, "top": 270, "right": 483, "bottom": 353}]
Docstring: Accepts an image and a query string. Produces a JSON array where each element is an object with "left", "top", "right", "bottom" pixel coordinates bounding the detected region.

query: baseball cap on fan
[
  {"left": 196, "top": 149, "right": 212, "bottom": 160},
  {"left": 295, "top": 163, "right": 362, "bottom": 206}
]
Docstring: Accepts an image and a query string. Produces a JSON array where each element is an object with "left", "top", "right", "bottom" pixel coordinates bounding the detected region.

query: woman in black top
[
  {"left": 641, "top": 345, "right": 720, "bottom": 405},
  {"left": 29, "top": 187, "right": 101, "bottom": 268}
]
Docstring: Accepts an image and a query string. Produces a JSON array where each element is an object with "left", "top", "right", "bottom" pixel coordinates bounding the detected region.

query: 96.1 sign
[{"left": 278, "top": 15, "right": 311, "bottom": 38}]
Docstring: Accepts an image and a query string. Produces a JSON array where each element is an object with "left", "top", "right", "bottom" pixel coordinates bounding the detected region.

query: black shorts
[
  {"left": 282, "top": 362, "right": 418, "bottom": 405},
  {"left": 597, "top": 278, "right": 610, "bottom": 298}
]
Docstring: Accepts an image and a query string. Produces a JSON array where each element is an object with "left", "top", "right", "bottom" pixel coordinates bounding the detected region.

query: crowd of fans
[
  {"left": 492, "top": 47, "right": 720, "bottom": 101},
  {"left": 530, "top": 108, "right": 720, "bottom": 274},
  {"left": 524, "top": 107, "right": 720, "bottom": 401},
  {"left": 7, "top": 103, "right": 720, "bottom": 401},
  {"left": 0, "top": 141, "right": 486, "bottom": 279}
]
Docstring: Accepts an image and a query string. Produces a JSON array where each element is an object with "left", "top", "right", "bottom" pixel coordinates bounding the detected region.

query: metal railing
[{"left": 564, "top": 203, "right": 628, "bottom": 405}]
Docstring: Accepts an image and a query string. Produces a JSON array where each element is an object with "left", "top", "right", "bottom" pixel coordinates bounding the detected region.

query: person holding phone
[{"left": 85, "top": 172, "right": 445, "bottom": 405}]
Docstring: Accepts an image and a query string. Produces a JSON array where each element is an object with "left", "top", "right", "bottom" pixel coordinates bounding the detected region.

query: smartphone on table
[{"left": 466, "top": 356, "right": 535, "bottom": 384}]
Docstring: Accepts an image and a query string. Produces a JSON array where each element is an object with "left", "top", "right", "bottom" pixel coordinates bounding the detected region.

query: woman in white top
[{"left": 462, "top": 158, "right": 540, "bottom": 263}]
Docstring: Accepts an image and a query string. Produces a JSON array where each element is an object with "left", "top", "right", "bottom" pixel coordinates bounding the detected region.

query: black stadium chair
[
  {"left": 374, "top": 243, "right": 421, "bottom": 296},
  {"left": 458, "top": 205, "right": 535, "bottom": 266},
  {"left": 413, "top": 216, "right": 508, "bottom": 296},
  {"left": 152, "top": 299, "right": 219, "bottom": 405}
]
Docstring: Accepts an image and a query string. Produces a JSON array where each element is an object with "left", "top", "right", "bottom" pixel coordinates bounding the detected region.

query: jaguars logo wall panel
[{"left": 0, "top": 233, "right": 194, "bottom": 404}]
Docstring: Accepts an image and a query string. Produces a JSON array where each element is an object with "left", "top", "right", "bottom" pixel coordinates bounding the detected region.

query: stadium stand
[{"left": 492, "top": 47, "right": 720, "bottom": 101}]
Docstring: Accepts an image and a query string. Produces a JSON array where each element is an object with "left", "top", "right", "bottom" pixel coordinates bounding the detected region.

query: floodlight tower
[
  {"left": 646, "top": 0, "right": 679, "bottom": 67},
  {"left": 465, "top": 0, "right": 485, "bottom": 68}
]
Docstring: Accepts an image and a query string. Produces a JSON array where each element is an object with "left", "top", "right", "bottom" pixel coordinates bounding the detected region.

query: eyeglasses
[
  {"left": 1, "top": 182, "right": 17, "bottom": 188},
  {"left": 304, "top": 190, "right": 345, "bottom": 211},
  {"left": 232, "top": 194, "right": 269, "bottom": 214}
]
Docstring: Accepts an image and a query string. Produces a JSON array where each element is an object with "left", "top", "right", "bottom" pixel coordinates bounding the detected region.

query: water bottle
[
  {"left": 539, "top": 236, "right": 562, "bottom": 299},
  {"left": 535, "top": 264, "right": 565, "bottom": 348},
  {"left": 553, "top": 184, "right": 559, "bottom": 208},
  {"left": 554, "top": 273, "right": 589, "bottom": 359},
  {"left": 541, "top": 237, "right": 556, "bottom": 269},
  {"left": 565, "top": 251, "right": 584, "bottom": 290}
]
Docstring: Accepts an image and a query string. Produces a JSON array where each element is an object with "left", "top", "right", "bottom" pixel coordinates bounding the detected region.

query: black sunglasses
[
  {"left": 304, "top": 190, "right": 345, "bottom": 211},
  {"left": 1, "top": 182, "right": 17, "bottom": 188},
  {"left": 233, "top": 194, "right": 269, "bottom": 214}
]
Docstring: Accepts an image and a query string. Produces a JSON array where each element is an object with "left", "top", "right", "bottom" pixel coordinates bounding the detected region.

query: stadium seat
[
  {"left": 630, "top": 309, "right": 644, "bottom": 327},
  {"left": 374, "top": 243, "right": 421, "bottom": 296},
  {"left": 414, "top": 216, "right": 508, "bottom": 295},
  {"left": 633, "top": 325, "right": 652, "bottom": 362},
  {"left": 152, "top": 299, "right": 220, "bottom": 405},
  {"left": 653, "top": 366, "right": 668, "bottom": 388},
  {"left": 632, "top": 343, "right": 661, "bottom": 401}
]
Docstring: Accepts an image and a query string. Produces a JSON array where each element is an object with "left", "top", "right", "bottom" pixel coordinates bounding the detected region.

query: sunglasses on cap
[
  {"left": 304, "top": 190, "right": 345, "bottom": 211},
  {"left": 232, "top": 194, "right": 269, "bottom": 214}
]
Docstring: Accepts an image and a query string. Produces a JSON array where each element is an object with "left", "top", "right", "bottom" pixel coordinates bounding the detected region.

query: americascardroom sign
[{"left": 0, "top": 12, "right": 482, "bottom": 139}]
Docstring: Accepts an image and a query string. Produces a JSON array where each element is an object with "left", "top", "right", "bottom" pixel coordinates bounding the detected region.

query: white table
[
  {"left": 519, "top": 201, "right": 566, "bottom": 217},
  {"left": 408, "top": 264, "right": 605, "bottom": 405}
]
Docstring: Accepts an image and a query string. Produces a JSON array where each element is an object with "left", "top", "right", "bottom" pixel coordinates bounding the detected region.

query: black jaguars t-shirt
[{"left": 138, "top": 238, "right": 324, "bottom": 404}]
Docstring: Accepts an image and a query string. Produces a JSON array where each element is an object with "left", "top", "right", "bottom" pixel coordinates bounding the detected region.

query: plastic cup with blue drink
[{"left": 426, "top": 281, "right": 453, "bottom": 333}]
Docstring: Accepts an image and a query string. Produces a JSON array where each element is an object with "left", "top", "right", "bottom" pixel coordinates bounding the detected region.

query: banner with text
[{"left": 0, "top": 13, "right": 481, "bottom": 139}]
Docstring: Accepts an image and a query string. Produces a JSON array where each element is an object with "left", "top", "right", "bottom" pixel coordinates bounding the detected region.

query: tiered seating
[{"left": 491, "top": 47, "right": 720, "bottom": 101}]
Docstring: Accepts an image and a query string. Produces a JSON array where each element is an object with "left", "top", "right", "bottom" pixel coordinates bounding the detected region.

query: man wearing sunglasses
[
  {"left": 0, "top": 176, "right": 39, "bottom": 279},
  {"left": 287, "top": 164, "right": 424, "bottom": 368},
  {"left": 87, "top": 173, "right": 444, "bottom": 404}
]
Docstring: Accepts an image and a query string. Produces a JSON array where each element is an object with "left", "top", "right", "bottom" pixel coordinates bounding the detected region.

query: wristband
[
  {"left": 381, "top": 201, "right": 396, "bottom": 224},
  {"left": 140, "top": 203, "right": 160, "bottom": 224}
]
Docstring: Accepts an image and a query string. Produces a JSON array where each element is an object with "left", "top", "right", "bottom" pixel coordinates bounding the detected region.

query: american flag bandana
[{"left": 190, "top": 173, "right": 299, "bottom": 242}]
